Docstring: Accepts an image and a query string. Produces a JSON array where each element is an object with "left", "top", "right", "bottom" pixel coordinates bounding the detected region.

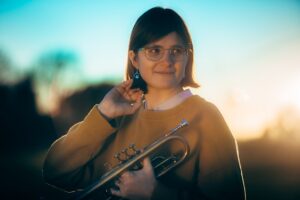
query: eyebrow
[{"left": 145, "top": 44, "right": 185, "bottom": 48}]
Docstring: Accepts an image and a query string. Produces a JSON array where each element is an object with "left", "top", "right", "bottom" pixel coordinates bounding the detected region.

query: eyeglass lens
[{"left": 143, "top": 46, "right": 188, "bottom": 61}]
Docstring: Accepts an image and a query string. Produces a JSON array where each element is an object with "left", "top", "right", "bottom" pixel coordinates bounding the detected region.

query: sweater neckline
[
  {"left": 144, "top": 89, "right": 193, "bottom": 111},
  {"left": 138, "top": 95, "right": 201, "bottom": 120}
]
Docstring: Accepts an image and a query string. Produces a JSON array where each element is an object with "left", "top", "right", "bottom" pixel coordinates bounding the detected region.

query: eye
[
  {"left": 146, "top": 47, "right": 162, "bottom": 56},
  {"left": 171, "top": 47, "right": 185, "bottom": 55}
]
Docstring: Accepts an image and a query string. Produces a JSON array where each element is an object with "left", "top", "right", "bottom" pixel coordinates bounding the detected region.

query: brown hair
[{"left": 125, "top": 7, "right": 200, "bottom": 88}]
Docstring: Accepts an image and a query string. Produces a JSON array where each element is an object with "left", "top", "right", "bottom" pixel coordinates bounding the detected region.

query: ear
[{"left": 128, "top": 50, "right": 139, "bottom": 70}]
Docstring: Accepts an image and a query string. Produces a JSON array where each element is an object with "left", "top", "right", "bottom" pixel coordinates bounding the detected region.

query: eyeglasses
[{"left": 138, "top": 46, "right": 190, "bottom": 61}]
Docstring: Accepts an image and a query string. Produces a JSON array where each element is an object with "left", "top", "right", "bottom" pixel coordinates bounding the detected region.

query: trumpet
[{"left": 68, "top": 119, "right": 189, "bottom": 200}]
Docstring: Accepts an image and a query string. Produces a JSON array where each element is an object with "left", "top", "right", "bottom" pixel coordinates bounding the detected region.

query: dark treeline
[
  {"left": 0, "top": 76, "right": 114, "bottom": 199},
  {"left": 0, "top": 77, "right": 56, "bottom": 152}
]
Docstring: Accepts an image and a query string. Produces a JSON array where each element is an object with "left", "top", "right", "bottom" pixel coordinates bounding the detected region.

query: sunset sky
[{"left": 1, "top": 0, "right": 300, "bottom": 140}]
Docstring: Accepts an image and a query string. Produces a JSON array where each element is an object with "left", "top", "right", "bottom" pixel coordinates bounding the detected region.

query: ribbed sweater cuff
[{"left": 77, "top": 105, "right": 117, "bottom": 140}]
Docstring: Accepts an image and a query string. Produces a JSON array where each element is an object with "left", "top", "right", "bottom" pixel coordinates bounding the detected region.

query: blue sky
[{"left": 1, "top": 0, "right": 300, "bottom": 139}]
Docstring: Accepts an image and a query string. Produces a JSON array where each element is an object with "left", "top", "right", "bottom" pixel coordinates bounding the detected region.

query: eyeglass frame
[{"left": 137, "top": 45, "right": 192, "bottom": 61}]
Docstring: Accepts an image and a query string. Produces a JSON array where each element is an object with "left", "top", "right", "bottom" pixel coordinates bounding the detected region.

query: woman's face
[{"left": 129, "top": 32, "right": 188, "bottom": 91}]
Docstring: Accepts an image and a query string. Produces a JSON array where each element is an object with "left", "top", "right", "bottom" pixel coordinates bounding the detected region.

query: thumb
[{"left": 142, "top": 157, "right": 153, "bottom": 172}]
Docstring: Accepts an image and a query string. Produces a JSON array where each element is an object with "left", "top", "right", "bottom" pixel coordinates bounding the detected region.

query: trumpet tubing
[{"left": 72, "top": 119, "right": 189, "bottom": 200}]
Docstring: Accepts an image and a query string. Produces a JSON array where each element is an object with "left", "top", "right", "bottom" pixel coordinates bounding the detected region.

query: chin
[{"left": 150, "top": 81, "right": 181, "bottom": 90}]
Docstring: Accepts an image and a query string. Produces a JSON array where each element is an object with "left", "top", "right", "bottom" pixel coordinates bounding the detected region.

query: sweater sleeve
[
  {"left": 197, "top": 103, "right": 246, "bottom": 200},
  {"left": 43, "top": 105, "right": 117, "bottom": 190}
]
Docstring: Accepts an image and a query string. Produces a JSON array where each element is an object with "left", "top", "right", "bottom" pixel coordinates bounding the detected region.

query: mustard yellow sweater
[{"left": 43, "top": 95, "right": 246, "bottom": 200}]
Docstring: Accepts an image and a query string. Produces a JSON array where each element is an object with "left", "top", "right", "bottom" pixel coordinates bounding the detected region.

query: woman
[{"left": 43, "top": 7, "right": 246, "bottom": 200}]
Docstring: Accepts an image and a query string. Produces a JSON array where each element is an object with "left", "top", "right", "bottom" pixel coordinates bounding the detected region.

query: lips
[{"left": 154, "top": 71, "right": 175, "bottom": 74}]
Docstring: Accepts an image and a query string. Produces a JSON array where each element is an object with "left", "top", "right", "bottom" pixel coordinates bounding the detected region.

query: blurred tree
[
  {"left": 31, "top": 50, "right": 83, "bottom": 114},
  {"left": 262, "top": 105, "right": 300, "bottom": 142},
  {"left": 0, "top": 49, "right": 21, "bottom": 84},
  {"left": 0, "top": 77, "right": 56, "bottom": 151}
]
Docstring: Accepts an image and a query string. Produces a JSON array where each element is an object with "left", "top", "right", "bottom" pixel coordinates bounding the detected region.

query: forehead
[{"left": 147, "top": 32, "right": 184, "bottom": 47}]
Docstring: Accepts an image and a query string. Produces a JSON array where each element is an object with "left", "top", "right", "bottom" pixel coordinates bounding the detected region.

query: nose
[{"left": 160, "top": 50, "right": 174, "bottom": 65}]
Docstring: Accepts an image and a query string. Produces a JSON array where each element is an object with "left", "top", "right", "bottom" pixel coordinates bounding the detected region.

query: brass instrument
[{"left": 66, "top": 119, "right": 189, "bottom": 200}]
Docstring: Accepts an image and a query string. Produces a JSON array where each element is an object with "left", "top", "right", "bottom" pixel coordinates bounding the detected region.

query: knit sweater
[{"left": 43, "top": 95, "right": 246, "bottom": 200}]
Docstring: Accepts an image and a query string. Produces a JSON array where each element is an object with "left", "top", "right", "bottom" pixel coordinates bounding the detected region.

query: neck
[{"left": 144, "top": 87, "right": 184, "bottom": 110}]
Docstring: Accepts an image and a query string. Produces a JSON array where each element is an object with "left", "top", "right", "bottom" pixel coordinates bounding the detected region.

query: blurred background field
[{"left": 1, "top": 1, "right": 300, "bottom": 199}]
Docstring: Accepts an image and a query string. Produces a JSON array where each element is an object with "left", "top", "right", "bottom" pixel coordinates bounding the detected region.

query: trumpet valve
[
  {"left": 121, "top": 148, "right": 130, "bottom": 158},
  {"left": 129, "top": 144, "right": 140, "bottom": 154},
  {"left": 114, "top": 152, "right": 125, "bottom": 163},
  {"left": 103, "top": 162, "right": 112, "bottom": 171}
]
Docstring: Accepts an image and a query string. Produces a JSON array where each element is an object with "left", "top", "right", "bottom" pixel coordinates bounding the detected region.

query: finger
[
  {"left": 128, "top": 89, "right": 143, "bottom": 99},
  {"left": 126, "top": 95, "right": 142, "bottom": 113},
  {"left": 122, "top": 90, "right": 142, "bottom": 104},
  {"left": 132, "top": 97, "right": 142, "bottom": 110},
  {"left": 116, "top": 88, "right": 137, "bottom": 103},
  {"left": 111, "top": 178, "right": 123, "bottom": 197},
  {"left": 142, "top": 157, "right": 151, "bottom": 167},
  {"left": 123, "top": 79, "right": 132, "bottom": 86},
  {"left": 124, "top": 79, "right": 133, "bottom": 90},
  {"left": 129, "top": 91, "right": 143, "bottom": 105},
  {"left": 128, "top": 88, "right": 141, "bottom": 95},
  {"left": 115, "top": 80, "right": 132, "bottom": 94},
  {"left": 125, "top": 80, "right": 143, "bottom": 101},
  {"left": 110, "top": 187, "right": 122, "bottom": 197},
  {"left": 116, "top": 79, "right": 132, "bottom": 94},
  {"left": 142, "top": 157, "right": 154, "bottom": 172},
  {"left": 120, "top": 171, "right": 131, "bottom": 180},
  {"left": 114, "top": 178, "right": 121, "bottom": 187}
]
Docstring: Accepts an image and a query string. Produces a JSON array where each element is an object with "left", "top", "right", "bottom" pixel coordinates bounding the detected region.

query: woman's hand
[
  {"left": 98, "top": 80, "right": 143, "bottom": 119},
  {"left": 111, "top": 158, "right": 157, "bottom": 200}
]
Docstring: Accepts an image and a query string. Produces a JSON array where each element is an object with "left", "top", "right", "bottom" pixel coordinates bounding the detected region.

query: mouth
[{"left": 154, "top": 71, "right": 175, "bottom": 75}]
